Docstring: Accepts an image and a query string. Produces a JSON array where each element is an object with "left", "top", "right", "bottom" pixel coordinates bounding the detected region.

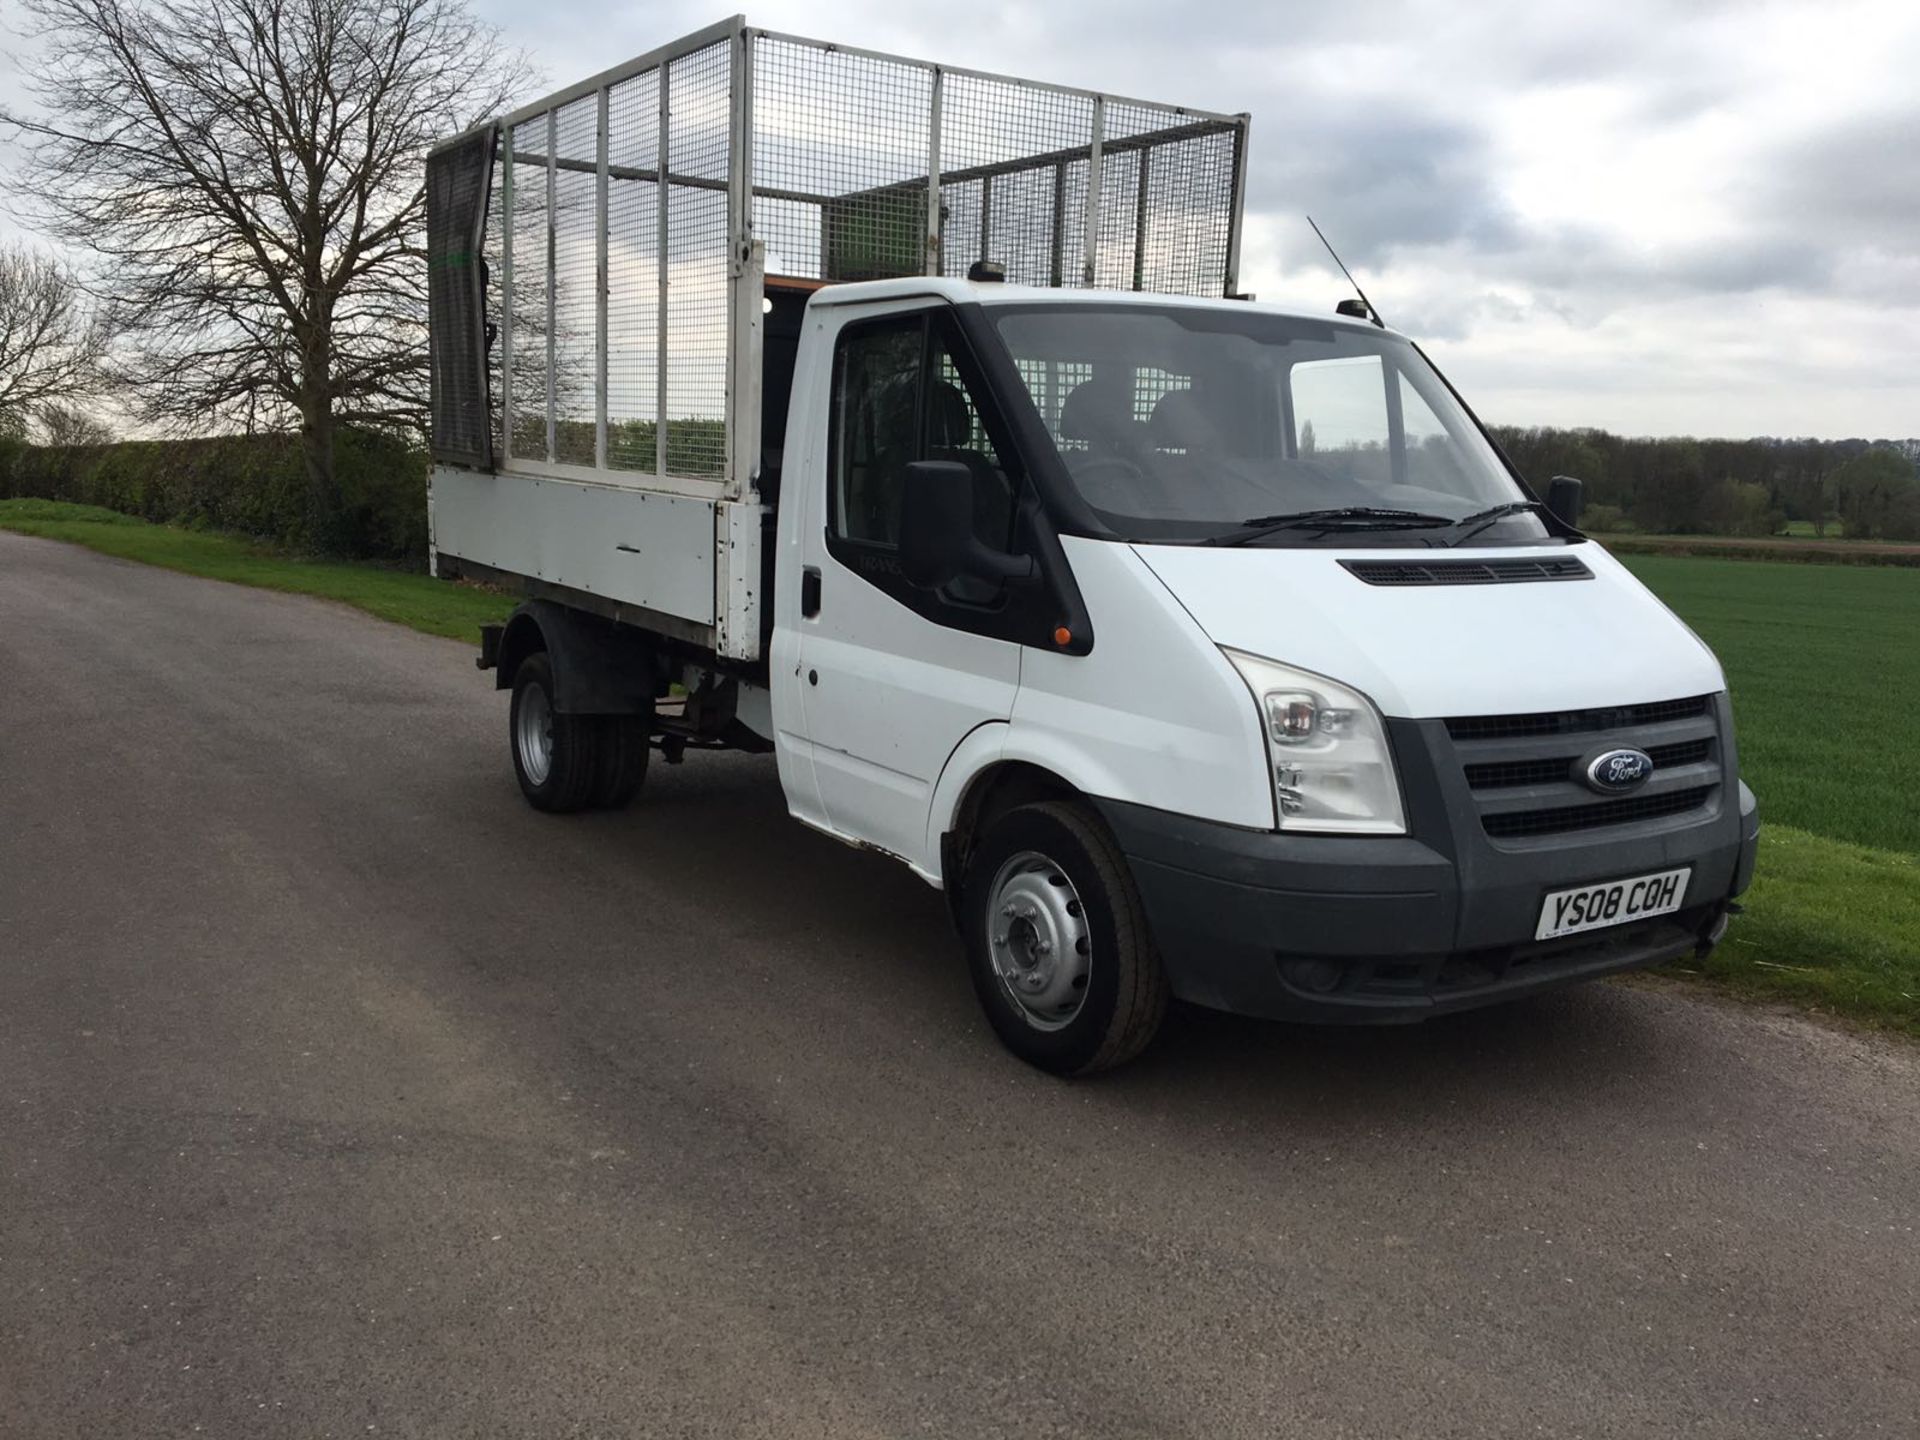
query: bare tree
[
  {"left": 0, "top": 242, "right": 106, "bottom": 439},
  {"left": 37, "top": 401, "right": 116, "bottom": 446},
  {"left": 2, "top": 0, "right": 526, "bottom": 545}
]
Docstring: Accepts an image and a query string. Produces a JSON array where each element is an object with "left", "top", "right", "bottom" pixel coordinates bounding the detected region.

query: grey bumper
[{"left": 1095, "top": 710, "right": 1760, "bottom": 1025}]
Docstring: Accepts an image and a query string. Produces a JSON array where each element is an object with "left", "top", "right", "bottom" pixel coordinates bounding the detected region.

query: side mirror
[
  {"left": 898, "top": 460, "right": 1037, "bottom": 591},
  {"left": 1545, "top": 474, "right": 1584, "bottom": 528}
]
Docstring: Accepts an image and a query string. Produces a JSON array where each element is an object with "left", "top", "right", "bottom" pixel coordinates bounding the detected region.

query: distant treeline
[
  {"left": 7, "top": 422, "right": 1918, "bottom": 556},
  {"left": 1489, "top": 428, "right": 1920, "bottom": 540}
]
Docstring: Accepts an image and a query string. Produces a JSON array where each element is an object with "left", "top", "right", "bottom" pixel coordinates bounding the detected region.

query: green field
[
  {"left": 1619, "top": 555, "right": 1920, "bottom": 1033},
  {"left": 4, "top": 501, "right": 1914, "bottom": 1036}
]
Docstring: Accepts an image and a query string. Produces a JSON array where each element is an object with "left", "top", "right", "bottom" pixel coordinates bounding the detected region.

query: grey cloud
[
  {"left": 1755, "top": 111, "right": 1920, "bottom": 251},
  {"left": 1246, "top": 112, "right": 1523, "bottom": 269}
]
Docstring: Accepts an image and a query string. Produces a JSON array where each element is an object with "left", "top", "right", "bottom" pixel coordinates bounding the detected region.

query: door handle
[{"left": 801, "top": 566, "right": 822, "bottom": 617}]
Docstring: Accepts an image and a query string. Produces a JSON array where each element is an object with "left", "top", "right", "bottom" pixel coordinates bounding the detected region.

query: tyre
[
  {"left": 590, "top": 713, "right": 652, "bottom": 810},
  {"left": 508, "top": 653, "right": 600, "bottom": 813},
  {"left": 962, "top": 800, "right": 1170, "bottom": 1075}
]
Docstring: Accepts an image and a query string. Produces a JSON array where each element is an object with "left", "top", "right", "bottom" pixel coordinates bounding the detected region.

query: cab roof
[{"left": 803, "top": 276, "right": 1401, "bottom": 342}]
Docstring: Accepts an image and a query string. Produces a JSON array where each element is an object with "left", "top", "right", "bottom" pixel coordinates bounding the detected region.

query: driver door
[{"left": 790, "top": 304, "right": 1026, "bottom": 873}]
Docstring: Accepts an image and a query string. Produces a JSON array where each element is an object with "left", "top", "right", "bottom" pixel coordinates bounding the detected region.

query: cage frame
[{"left": 428, "top": 14, "right": 1252, "bottom": 504}]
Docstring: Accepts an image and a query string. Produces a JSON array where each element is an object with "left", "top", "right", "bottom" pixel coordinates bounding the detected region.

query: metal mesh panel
[
  {"left": 939, "top": 74, "right": 1092, "bottom": 287},
  {"left": 606, "top": 68, "right": 661, "bottom": 473},
  {"left": 1094, "top": 102, "right": 1162, "bottom": 290},
  {"left": 552, "top": 96, "right": 600, "bottom": 466},
  {"left": 507, "top": 117, "right": 549, "bottom": 461},
  {"left": 1012, "top": 357, "right": 1094, "bottom": 448},
  {"left": 482, "top": 156, "right": 506, "bottom": 459},
  {"left": 1135, "top": 124, "right": 1239, "bottom": 296},
  {"left": 425, "top": 128, "right": 494, "bottom": 467},
  {"left": 751, "top": 38, "right": 932, "bottom": 283},
  {"left": 664, "top": 41, "right": 732, "bottom": 478}
]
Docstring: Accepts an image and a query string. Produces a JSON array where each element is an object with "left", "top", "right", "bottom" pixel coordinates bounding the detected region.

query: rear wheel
[
  {"left": 591, "top": 713, "right": 652, "bottom": 810},
  {"left": 962, "top": 800, "right": 1169, "bottom": 1075},
  {"left": 509, "top": 653, "right": 600, "bottom": 813}
]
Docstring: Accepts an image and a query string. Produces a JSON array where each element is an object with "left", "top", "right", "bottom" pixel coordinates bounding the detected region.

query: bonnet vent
[{"left": 1339, "top": 556, "right": 1593, "bottom": 586}]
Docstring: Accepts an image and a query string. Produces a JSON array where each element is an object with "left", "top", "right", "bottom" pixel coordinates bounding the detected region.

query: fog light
[{"left": 1280, "top": 957, "right": 1345, "bottom": 994}]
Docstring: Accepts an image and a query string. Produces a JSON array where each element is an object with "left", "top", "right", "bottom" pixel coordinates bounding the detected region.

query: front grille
[
  {"left": 1482, "top": 786, "right": 1715, "bottom": 839},
  {"left": 1464, "top": 736, "right": 1715, "bottom": 790},
  {"left": 1340, "top": 557, "right": 1593, "bottom": 586},
  {"left": 1447, "top": 694, "right": 1712, "bottom": 742},
  {"left": 1442, "top": 694, "right": 1723, "bottom": 843}
]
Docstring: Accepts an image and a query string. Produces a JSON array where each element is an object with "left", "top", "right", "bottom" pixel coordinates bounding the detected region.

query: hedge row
[
  {"left": 1596, "top": 533, "right": 1920, "bottom": 567},
  {"left": 0, "top": 428, "right": 428, "bottom": 558}
]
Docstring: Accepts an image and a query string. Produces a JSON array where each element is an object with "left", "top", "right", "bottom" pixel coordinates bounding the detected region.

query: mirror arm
[{"left": 968, "top": 543, "right": 1038, "bottom": 583}]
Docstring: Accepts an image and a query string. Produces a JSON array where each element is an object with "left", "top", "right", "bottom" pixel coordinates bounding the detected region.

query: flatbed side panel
[{"left": 431, "top": 466, "right": 717, "bottom": 627}]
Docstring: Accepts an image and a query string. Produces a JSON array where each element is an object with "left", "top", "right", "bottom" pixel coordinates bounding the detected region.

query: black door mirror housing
[
  {"left": 898, "top": 460, "right": 1037, "bottom": 591},
  {"left": 1545, "top": 474, "right": 1584, "bottom": 529}
]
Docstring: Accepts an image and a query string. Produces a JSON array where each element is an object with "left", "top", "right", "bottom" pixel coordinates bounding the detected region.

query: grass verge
[
  {"left": 1622, "top": 553, "right": 1920, "bottom": 1037},
  {"left": 1674, "top": 825, "right": 1920, "bottom": 1037},
  {"left": 0, "top": 500, "right": 512, "bottom": 641}
]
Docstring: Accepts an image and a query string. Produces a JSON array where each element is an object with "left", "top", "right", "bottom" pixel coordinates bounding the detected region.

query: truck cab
[
  {"left": 760, "top": 277, "right": 1757, "bottom": 1069},
  {"left": 424, "top": 20, "right": 1758, "bottom": 1073}
]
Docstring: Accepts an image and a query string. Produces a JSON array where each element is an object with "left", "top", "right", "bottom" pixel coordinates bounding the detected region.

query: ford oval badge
[{"left": 1581, "top": 747, "right": 1654, "bottom": 795}]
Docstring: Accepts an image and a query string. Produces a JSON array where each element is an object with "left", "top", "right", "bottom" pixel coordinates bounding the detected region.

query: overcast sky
[
  {"left": 5, "top": 0, "right": 1916, "bottom": 439},
  {"left": 484, "top": 0, "right": 1916, "bottom": 440}
]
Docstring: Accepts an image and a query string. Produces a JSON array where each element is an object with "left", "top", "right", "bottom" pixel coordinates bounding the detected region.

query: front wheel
[{"left": 962, "top": 801, "right": 1169, "bottom": 1075}]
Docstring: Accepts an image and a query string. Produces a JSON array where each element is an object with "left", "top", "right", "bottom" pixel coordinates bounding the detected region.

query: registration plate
[{"left": 1535, "top": 867, "right": 1691, "bottom": 941}]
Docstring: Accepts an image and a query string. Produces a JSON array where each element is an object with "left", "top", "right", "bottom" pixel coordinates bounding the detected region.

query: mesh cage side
[
  {"left": 426, "top": 129, "right": 496, "bottom": 468},
  {"left": 751, "top": 38, "right": 933, "bottom": 284},
  {"left": 939, "top": 74, "right": 1093, "bottom": 288},
  {"left": 1136, "top": 123, "right": 1239, "bottom": 296},
  {"left": 552, "top": 96, "right": 600, "bottom": 465},
  {"left": 507, "top": 116, "right": 550, "bottom": 461},
  {"left": 606, "top": 67, "right": 662, "bottom": 474},
  {"left": 664, "top": 40, "right": 732, "bottom": 479},
  {"left": 483, "top": 154, "right": 506, "bottom": 459}
]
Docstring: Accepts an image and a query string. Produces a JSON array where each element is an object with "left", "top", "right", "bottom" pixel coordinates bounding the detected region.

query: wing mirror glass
[{"left": 898, "top": 460, "right": 1037, "bottom": 590}]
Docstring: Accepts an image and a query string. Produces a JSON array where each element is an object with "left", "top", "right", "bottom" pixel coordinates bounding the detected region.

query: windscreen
[{"left": 990, "top": 305, "right": 1540, "bottom": 544}]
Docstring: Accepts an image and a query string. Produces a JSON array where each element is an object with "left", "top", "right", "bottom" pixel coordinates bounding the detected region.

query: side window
[
  {"left": 829, "top": 315, "right": 1017, "bottom": 559},
  {"left": 1289, "top": 354, "right": 1391, "bottom": 486},
  {"left": 832, "top": 318, "right": 924, "bottom": 546}
]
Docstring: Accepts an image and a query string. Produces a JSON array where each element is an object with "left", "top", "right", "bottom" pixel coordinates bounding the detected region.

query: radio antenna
[{"left": 1307, "top": 215, "right": 1387, "bottom": 329}]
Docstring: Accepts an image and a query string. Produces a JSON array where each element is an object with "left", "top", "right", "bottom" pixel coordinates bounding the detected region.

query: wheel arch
[
  {"left": 933, "top": 730, "right": 1135, "bottom": 916},
  {"left": 492, "top": 599, "right": 664, "bottom": 716}
]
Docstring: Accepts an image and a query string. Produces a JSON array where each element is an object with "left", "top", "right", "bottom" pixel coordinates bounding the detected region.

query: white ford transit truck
[{"left": 424, "top": 17, "right": 1760, "bottom": 1073}]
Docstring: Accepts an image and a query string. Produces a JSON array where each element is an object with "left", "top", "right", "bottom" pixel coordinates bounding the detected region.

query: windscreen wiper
[
  {"left": 1205, "top": 507, "right": 1457, "bottom": 547},
  {"left": 1449, "top": 500, "right": 1553, "bottom": 547}
]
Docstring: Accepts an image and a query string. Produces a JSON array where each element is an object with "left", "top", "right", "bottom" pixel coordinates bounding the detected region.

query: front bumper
[{"left": 1095, "top": 719, "right": 1761, "bottom": 1024}]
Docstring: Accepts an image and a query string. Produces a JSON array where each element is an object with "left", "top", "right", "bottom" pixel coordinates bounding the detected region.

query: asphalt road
[{"left": 2, "top": 531, "right": 1916, "bottom": 1439}]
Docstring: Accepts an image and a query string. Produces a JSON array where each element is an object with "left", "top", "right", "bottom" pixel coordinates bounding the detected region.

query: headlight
[{"left": 1221, "top": 649, "right": 1407, "bottom": 835}]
